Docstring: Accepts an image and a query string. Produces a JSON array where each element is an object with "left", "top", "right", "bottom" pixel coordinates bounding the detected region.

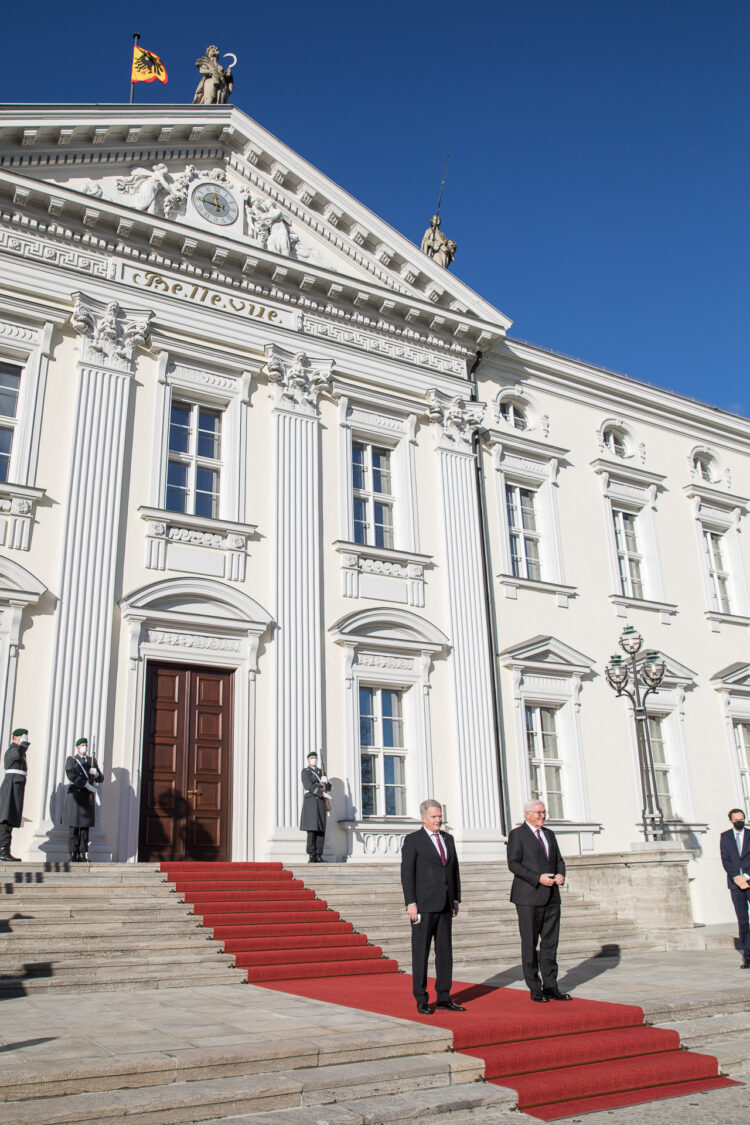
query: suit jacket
[
  {"left": 401, "top": 827, "right": 461, "bottom": 913},
  {"left": 507, "top": 822, "right": 565, "bottom": 906},
  {"left": 720, "top": 826, "right": 750, "bottom": 890}
]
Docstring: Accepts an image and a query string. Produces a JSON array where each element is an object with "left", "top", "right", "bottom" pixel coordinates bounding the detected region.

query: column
[
  {"left": 428, "top": 390, "right": 503, "bottom": 858},
  {"left": 29, "top": 295, "right": 152, "bottom": 860},
  {"left": 264, "top": 346, "right": 332, "bottom": 858}
]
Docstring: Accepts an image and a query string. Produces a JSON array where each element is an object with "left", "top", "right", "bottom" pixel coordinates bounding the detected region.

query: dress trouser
[
  {"left": 306, "top": 830, "right": 325, "bottom": 858},
  {"left": 515, "top": 901, "right": 561, "bottom": 991},
  {"left": 729, "top": 883, "right": 750, "bottom": 959},
  {"left": 410, "top": 905, "right": 453, "bottom": 1004},
  {"left": 0, "top": 821, "right": 12, "bottom": 853},
  {"left": 68, "top": 827, "right": 90, "bottom": 857}
]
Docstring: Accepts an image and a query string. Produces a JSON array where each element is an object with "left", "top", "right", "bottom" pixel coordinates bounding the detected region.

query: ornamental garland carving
[
  {"left": 356, "top": 653, "right": 416, "bottom": 671},
  {"left": 146, "top": 629, "right": 241, "bottom": 653},
  {"left": 168, "top": 527, "right": 223, "bottom": 548}
]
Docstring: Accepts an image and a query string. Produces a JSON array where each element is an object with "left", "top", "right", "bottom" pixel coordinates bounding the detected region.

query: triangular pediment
[
  {"left": 0, "top": 104, "right": 511, "bottom": 338},
  {"left": 713, "top": 663, "right": 750, "bottom": 689},
  {"left": 500, "top": 635, "right": 595, "bottom": 673}
]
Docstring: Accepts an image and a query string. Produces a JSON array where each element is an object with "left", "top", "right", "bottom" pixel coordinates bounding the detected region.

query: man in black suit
[
  {"left": 400, "top": 800, "right": 464, "bottom": 1015},
  {"left": 719, "top": 806, "right": 750, "bottom": 969},
  {"left": 507, "top": 799, "right": 571, "bottom": 1003}
]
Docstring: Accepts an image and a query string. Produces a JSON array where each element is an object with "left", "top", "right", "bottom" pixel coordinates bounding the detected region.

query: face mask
[{"left": 734, "top": 820, "right": 746, "bottom": 832}]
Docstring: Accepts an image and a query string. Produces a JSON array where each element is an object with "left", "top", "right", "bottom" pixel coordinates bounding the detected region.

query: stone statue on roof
[
  {"left": 420, "top": 214, "right": 456, "bottom": 269},
  {"left": 193, "top": 45, "right": 235, "bottom": 105}
]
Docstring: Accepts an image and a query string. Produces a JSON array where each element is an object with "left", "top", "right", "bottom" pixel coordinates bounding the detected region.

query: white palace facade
[{"left": 0, "top": 103, "right": 749, "bottom": 926}]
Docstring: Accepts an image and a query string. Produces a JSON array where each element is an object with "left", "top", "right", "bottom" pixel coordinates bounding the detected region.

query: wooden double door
[{"left": 139, "top": 662, "right": 233, "bottom": 862}]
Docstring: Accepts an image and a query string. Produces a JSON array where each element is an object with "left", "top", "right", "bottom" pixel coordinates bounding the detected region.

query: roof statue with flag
[{"left": 130, "top": 34, "right": 167, "bottom": 102}]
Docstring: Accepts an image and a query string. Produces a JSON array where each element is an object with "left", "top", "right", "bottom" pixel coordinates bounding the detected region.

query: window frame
[
  {"left": 166, "top": 399, "right": 223, "bottom": 520},
  {"left": 351, "top": 439, "right": 396, "bottom": 550},
  {"left": 686, "top": 483, "right": 750, "bottom": 627},
  {"left": 0, "top": 359, "right": 22, "bottom": 485},
  {"left": 524, "top": 703, "right": 565, "bottom": 819},
  {"left": 358, "top": 683, "right": 408, "bottom": 818}
]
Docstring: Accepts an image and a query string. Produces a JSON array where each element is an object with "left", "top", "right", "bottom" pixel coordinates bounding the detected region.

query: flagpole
[{"left": 130, "top": 32, "right": 140, "bottom": 104}]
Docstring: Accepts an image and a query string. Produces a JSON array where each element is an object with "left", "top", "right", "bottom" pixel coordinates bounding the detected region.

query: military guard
[
  {"left": 299, "top": 750, "right": 331, "bottom": 862},
  {"left": 0, "top": 728, "right": 30, "bottom": 861},
  {"left": 63, "top": 737, "right": 103, "bottom": 862}
]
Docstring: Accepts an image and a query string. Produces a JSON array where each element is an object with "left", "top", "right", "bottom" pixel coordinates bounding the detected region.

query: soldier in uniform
[
  {"left": 0, "top": 728, "right": 29, "bottom": 861},
  {"left": 63, "top": 737, "right": 103, "bottom": 862},
  {"left": 299, "top": 750, "right": 331, "bottom": 863}
]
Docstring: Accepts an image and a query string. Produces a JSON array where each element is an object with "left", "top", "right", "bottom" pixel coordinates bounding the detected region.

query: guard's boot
[{"left": 0, "top": 852, "right": 20, "bottom": 862}]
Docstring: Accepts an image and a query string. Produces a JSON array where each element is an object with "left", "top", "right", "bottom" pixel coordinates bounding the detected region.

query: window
[
  {"left": 702, "top": 528, "right": 731, "bottom": 614},
  {"left": 693, "top": 453, "right": 716, "bottom": 483},
  {"left": 0, "top": 361, "right": 21, "bottom": 484},
  {"left": 647, "top": 715, "right": 674, "bottom": 818},
  {"left": 525, "top": 704, "right": 564, "bottom": 819},
  {"left": 499, "top": 399, "right": 527, "bottom": 431},
  {"left": 612, "top": 509, "right": 644, "bottom": 599},
  {"left": 352, "top": 441, "right": 394, "bottom": 548},
  {"left": 359, "top": 685, "right": 406, "bottom": 816},
  {"left": 166, "top": 401, "right": 222, "bottom": 519},
  {"left": 603, "top": 426, "right": 628, "bottom": 458},
  {"left": 506, "top": 484, "right": 541, "bottom": 580},
  {"left": 734, "top": 721, "right": 750, "bottom": 807}
]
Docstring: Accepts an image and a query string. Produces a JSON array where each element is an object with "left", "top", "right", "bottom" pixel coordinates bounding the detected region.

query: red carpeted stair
[
  {"left": 162, "top": 862, "right": 738, "bottom": 1119},
  {"left": 161, "top": 861, "right": 398, "bottom": 983}
]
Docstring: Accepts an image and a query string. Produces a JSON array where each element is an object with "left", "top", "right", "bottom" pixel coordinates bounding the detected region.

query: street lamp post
[{"left": 605, "top": 625, "right": 667, "bottom": 842}]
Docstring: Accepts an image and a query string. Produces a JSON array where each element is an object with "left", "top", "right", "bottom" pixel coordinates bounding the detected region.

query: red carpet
[{"left": 162, "top": 861, "right": 739, "bottom": 1119}]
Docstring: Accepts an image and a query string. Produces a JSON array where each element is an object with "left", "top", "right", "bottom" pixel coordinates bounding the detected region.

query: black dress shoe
[
  {"left": 436, "top": 999, "right": 466, "bottom": 1011},
  {"left": 741, "top": 959, "right": 750, "bottom": 969},
  {"left": 416, "top": 1003, "right": 433, "bottom": 1014},
  {"left": 545, "top": 988, "right": 572, "bottom": 1000},
  {"left": 0, "top": 853, "right": 20, "bottom": 862},
  {"left": 530, "top": 991, "right": 549, "bottom": 1002}
]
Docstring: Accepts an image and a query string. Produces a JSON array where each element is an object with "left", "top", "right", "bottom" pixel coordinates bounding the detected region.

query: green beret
[
  {"left": 12, "top": 728, "right": 28, "bottom": 738},
  {"left": 306, "top": 751, "right": 318, "bottom": 759},
  {"left": 75, "top": 737, "right": 88, "bottom": 747}
]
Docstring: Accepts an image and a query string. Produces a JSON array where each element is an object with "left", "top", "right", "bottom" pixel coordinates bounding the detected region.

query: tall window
[
  {"left": 612, "top": 509, "right": 644, "bottom": 599},
  {"left": 0, "top": 361, "right": 21, "bottom": 484},
  {"left": 352, "top": 441, "right": 393, "bottom": 548},
  {"left": 734, "top": 720, "right": 750, "bottom": 807},
  {"left": 646, "top": 714, "right": 674, "bottom": 818},
  {"left": 702, "top": 528, "right": 731, "bottom": 614},
  {"left": 525, "top": 705, "right": 564, "bottom": 818},
  {"left": 506, "top": 484, "right": 541, "bottom": 580},
  {"left": 692, "top": 453, "right": 716, "bottom": 483},
  {"left": 166, "top": 400, "right": 222, "bottom": 519},
  {"left": 359, "top": 686, "right": 406, "bottom": 816}
]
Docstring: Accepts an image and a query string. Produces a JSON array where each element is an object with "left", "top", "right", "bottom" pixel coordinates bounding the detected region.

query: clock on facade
[{"left": 192, "top": 183, "right": 239, "bottom": 225}]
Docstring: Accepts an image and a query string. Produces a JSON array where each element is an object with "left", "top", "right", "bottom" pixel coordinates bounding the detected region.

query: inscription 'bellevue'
[{"left": 131, "top": 270, "right": 279, "bottom": 323}]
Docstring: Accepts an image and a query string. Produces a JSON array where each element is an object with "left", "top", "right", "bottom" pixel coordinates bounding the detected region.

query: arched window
[
  {"left": 499, "top": 398, "right": 528, "bottom": 431},
  {"left": 692, "top": 451, "right": 716, "bottom": 483},
  {"left": 602, "top": 425, "right": 628, "bottom": 458}
]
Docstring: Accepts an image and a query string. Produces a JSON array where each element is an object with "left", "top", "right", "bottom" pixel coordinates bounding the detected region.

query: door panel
[{"left": 139, "top": 662, "right": 233, "bottom": 861}]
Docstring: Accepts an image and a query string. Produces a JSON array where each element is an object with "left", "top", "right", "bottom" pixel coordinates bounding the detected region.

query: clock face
[{"left": 192, "top": 182, "right": 239, "bottom": 225}]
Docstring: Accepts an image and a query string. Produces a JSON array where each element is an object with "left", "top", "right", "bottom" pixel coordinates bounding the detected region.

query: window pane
[
  {"left": 524, "top": 537, "right": 541, "bottom": 581},
  {"left": 361, "top": 753, "right": 377, "bottom": 816},
  {"left": 384, "top": 755, "right": 405, "bottom": 787},
  {"left": 195, "top": 467, "right": 219, "bottom": 519},
  {"left": 519, "top": 490, "right": 536, "bottom": 531},
  {"left": 0, "top": 367, "right": 20, "bottom": 419},
  {"left": 169, "top": 403, "right": 191, "bottom": 454},
  {"left": 547, "top": 790, "right": 564, "bottom": 819},
  {"left": 353, "top": 498, "right": 367, "bottom": 545},
  {"left": 374, "top": 502, "right": 393, "bottom": 549},
  {"left": 359, "top": 688, "right": 375, "bottom": 746},
  {"left": 352, "top": 443, "right": 366, "bottom": 491},
  {"left": 372, "top": 448, "right": 391, "bottom": 495},
  {"left": 165, "top": 460, "right": 188, "bottom": 513},
  {"left": 382, "top": 691, "right": 403, "bottom": 748},
  {"left": 0, "top": 426, "right": 11, "bottom": 483},
  {"left": 197, "top": 409, "right": 221, "bottom": 460}
]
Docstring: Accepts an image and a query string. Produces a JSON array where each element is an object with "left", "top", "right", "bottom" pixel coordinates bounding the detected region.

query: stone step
[
  {"left": 0, "top": 919, "right": 204, "bottom": 937},
  {"left": 0, "top": 961, "right": 242, "bottom": 994},
  {"left": 0, "top": 948, "right": 230, "bottom": 973},
  {"left": 0, "top": 1051, "right": 481, "bottom": 1123},
  {"left": 0, "top": 904, "right": 194, "bottom": 921},
  {"left": 0, "top": 933, "right": 215, "bottom": 955}
]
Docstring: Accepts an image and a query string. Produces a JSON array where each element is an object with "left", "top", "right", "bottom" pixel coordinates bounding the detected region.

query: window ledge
[
  {"left": 334, "top": 541, "right": 432, "bottom": 608},
  {"left": 339, "top": 817, "right": 424, "bottom": 861},
  {"left": 138, "top": 506, "right": 257, "bottom": 583},
  {"left": 610, "top": 595, "right": 678, "bottom": 623},
  {"left": 705, "top": 610, "right": 750, "bottom": 633},
  {"left": 498, "top": 575, "right": 577, "bottom": 607},
  {"left": 0, "top": 481, "right": 46, "bottom": 551}
]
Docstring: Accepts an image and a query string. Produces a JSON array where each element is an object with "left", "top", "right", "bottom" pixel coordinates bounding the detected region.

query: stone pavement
[{"left": 1, "top": 946, "right": 749, "bottom": 1121}]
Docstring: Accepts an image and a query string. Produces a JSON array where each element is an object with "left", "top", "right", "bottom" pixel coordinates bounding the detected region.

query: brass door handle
[{"left": 186, "top": 789, "right": 199, "bottom": 796}]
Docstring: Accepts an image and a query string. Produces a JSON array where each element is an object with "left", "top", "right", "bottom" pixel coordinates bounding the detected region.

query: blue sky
[{"left": 6, "top": 1, "right": 749, "bottom": 414}]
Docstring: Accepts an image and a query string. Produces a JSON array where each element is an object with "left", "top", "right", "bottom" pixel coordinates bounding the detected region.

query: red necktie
[
  {"left": 536, "top": 828, "right": 549, "bottom": 858},
  {"left": 434, "top": 833, "right": 446, "bottom": 865}
]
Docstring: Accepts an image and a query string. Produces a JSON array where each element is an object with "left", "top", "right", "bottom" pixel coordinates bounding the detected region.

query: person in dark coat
[
  {"left": 63, "top": 737, "right": 103, "bottom": 862},
  {"left": 0, "top": 727, "right": 30, "bottom": 861},
  {"left": 299, "top": 750, "right": 331, "bottom": 862},
  {"left": 507, "top": 799, "right": 570, "bottom": 1002}
]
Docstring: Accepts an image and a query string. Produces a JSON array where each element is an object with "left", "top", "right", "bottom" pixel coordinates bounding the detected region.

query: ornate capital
[
  {"left": 427, "top": 389, "right": 485, "bottom": 452},
  {"left": 264, "top": 344, "right": 333, "bottom": 414},
  {"left": 70, "top": 293, "right": 153, "bottom": 371}
]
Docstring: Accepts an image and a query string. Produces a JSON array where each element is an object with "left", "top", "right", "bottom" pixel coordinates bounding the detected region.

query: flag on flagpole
[{"left": 131, "top": 45, "right": 168, "bottom": 85}]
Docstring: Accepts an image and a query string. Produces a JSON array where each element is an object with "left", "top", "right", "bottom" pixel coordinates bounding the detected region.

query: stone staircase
[
  {"left": 288, "top": 861, "right": 661, "bottom": 972},
  {"left": 0, "top": 861, "right": 240, "bottom": 994},
  {"left": 646, "top": 986, "right": 750, "bottom": 1076}
]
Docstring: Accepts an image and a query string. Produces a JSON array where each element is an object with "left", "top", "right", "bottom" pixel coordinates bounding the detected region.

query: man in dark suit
[
  {"left": 400, "top": 799, "right": 464, "bottom": 1015},
  {"left": 720, "top": 806, "right": 750, "bottom": 969},
  {"left": 507, "top": 799, "right": 571, "bottom": 1003}
]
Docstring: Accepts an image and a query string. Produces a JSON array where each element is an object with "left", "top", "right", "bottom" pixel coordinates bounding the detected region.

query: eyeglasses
[{"left": 529, "top": 811, "right": 547, "bottom": 817}]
